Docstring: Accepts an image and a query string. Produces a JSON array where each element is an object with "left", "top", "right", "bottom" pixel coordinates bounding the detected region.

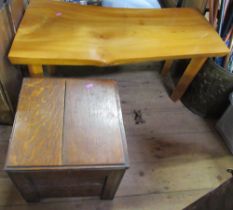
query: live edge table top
[
  {"left": 5, "top": 79, "right": 128, "bottom": 170},
  {"left": 8, "top": 0, "right": 229, "bottom": 66}
]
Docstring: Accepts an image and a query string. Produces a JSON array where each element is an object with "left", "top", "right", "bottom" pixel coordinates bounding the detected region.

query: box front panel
[{"left": 8, "top": 170, "right": 109, "bottom": 200}]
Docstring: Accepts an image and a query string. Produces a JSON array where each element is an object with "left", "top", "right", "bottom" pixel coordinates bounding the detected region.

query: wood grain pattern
[
  {"left": 63, "top": 79, "right": 126, "bottom": 166},
  {"left": 5, "top": 78, "right": 128, "bottom": 168},
  {"left": 6, "top": 79, "right": 65, "bottom": 167},
  {"left": 8, "top": 0, "right": 229, "bottom": 66}
]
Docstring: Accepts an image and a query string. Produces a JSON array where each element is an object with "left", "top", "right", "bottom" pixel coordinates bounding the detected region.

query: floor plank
[
  {"left": 127, "top": 131, "right": 229, "bottom": 163},
  {"left": 117, "top": 156, "right": 232, "bottom": 197},
  {"left": 0, "top": 189, "right": 210, "bottom": 210}
]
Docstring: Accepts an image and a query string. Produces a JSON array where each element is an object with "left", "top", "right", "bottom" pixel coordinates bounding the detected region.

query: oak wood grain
[
  {"left": 6, "top": 78, "right": 65, "bottom": 167},
  {"left": 5, "top": 78, "right": 128, "bottom": 169},
  {"left": 8, "top": 0, "right": 229, "bottom": 66},
  {"left": 63, "top": 79, "right": 126, "bottom": 166}
]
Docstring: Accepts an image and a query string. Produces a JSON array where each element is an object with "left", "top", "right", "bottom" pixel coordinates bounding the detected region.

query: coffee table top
[
  {"left": 8, "top": 0, "right": 229, "bottom": 66},
  {"left": 6, "top": 78, "right": 128, "bottom": 170}
]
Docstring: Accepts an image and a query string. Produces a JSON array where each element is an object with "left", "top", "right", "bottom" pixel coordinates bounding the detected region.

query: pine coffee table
[
  {"left": 8, "top": 0, "right": 229, "bottom": 101},
  {"left": 5, "top": 78, "right": 129, "bottom": 202}
]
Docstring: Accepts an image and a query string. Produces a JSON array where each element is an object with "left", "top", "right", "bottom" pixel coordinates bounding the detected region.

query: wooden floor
[{"left": 0, "top": 62, "right": 233, "bottom": 209}]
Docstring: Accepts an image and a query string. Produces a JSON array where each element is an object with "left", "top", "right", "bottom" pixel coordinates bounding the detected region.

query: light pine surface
[
  {"left": 1, "top": 63, "right": 233, "bottom": 209},
  {"left": 8, "top": 0, "right": 229, "bottom": 66},
  {"left": 8, "top": 0, "right": 230, "bottom": 101}
]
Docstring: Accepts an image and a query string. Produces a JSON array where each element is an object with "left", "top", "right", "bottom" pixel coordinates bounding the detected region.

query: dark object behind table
[
  {"left": 160, "top": 0, "right": 207, "bottom": 13},
  {"left": 167, "top": 59, "right": 233, "bottom": 118}
]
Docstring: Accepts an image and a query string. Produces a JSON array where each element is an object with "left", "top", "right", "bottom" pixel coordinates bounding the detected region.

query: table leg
[
  {"left": 161, "top": 60, "right": 173, "bottom": 76},
  {"left": 171, "top": 57, "right": 207, "bottom": 101},
  {"left": 28, "top": 65, "right": 44, "bottom": 77}
]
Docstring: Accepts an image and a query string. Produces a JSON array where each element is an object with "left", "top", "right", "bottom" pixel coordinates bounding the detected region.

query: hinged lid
[{"left": 6, "top": 78, "right": 128, "bottom": 169}]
